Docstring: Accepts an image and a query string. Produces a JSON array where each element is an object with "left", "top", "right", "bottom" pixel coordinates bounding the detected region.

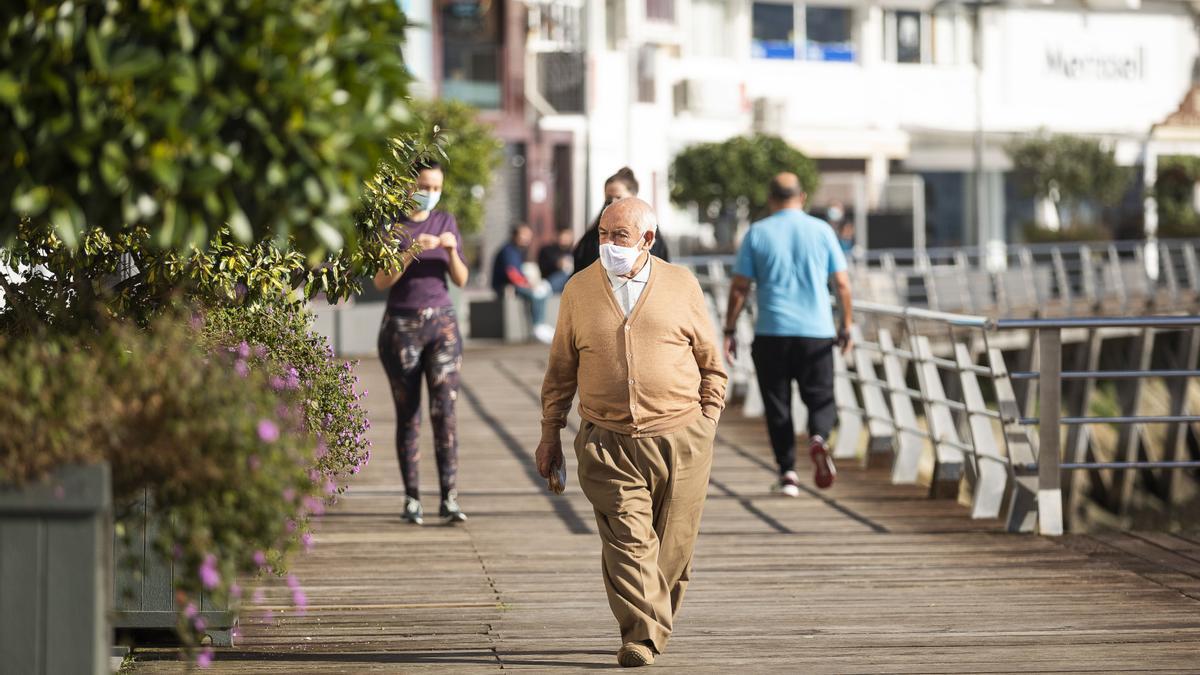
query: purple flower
[
  {"left": 197, "top": 647, "right": 214, "bottom": 669},
  {"left": 252, "top": 588, "right": 266, "bottom": 604},
  {"left": 199, "top": 554, "right": 220, "bottom": 590},
  {"left": 314, "top": 440, "right": 328, "bottom": 460},
  {"left": 254, "top": 345, "right": 267, "bottom": 358},
  {"left": 257, "top": 419, "right": 279, "bottom": 443},
  {"left": 301, "top": 532, "right": 314, "bottom": 552},
  {"left": 183, "top": 602, "right": 198, "bottom": 619},
  {"left": 234, "top": 360, "right": 249, "bottom": 377},
  {"left": 194, "top": 616, "right": 208, "bottom": 633},
  {"left": 230, "top": 583, "right": 242, "bottom": 599},
  {"left": 269, "top": 376, "right": 286, "bottom": 391},
  {"left": 285, "top": 519, "right": 297, "bottom": 533},
  {"left": 324, "top": 478, "right": 337, "bottom": 496},
  {"left": 237, "top": 341, "right": 250, "bottom": 359},
  {"left": 286, "top": 574, "right": 301, "bottom": 590},
  {"left": 303, "top": 496, "right": 325, "bottom": 516},
  {"left": 282, "top": 488, "right": 296, "bottom": 502}
]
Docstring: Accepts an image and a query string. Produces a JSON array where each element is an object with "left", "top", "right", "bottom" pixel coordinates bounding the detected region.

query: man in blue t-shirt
[{"left": 723, "top": 173, "right": 854, "bottom": 495}]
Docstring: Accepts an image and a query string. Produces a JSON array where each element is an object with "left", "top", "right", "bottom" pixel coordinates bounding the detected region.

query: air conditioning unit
[{"left": 752, "top": 97, "right": 786, "bottom": 134}]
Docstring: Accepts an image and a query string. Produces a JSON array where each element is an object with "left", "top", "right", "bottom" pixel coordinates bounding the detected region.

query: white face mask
[
  {"left": 412, "top": 190, "right": 441, "bottom": 212},
  {"left": 599, "top": 238, "right": 645, "bottom": 276}
]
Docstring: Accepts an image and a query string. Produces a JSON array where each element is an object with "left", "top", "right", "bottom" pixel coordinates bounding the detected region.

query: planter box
[
  {"left": 0, "top": 463, "right": 112, "bottom": 675},
  {"left": 114, "top": 488, "right": 235, "bottom": 646}
]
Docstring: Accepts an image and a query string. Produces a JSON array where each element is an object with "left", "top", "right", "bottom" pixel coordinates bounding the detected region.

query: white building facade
[{"left": 575, "top": 0, "right": 1199, "bottom": 251}]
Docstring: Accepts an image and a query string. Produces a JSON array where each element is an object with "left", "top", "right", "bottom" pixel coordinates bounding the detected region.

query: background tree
[
  {"left": 670, "top": 134, "right": 819, "bottom": 246},
  {"left": 1006, "top": 133, "right": 1131, "bottom": 234},
  {"left": 408, "top": 99, "right": 503, "bottom": 235},
  {"left": 1154, "top": 156, "right": 1200, "bottom": 238}
]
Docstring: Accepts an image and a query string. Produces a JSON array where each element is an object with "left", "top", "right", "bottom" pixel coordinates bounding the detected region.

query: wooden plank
[{"left": 126, "top": 346, "right": 1200, "bottom": 673}]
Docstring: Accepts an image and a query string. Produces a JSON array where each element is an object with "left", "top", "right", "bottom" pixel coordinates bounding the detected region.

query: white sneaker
[
  {"left": 777, "top": 471, "right": 801, "bottom": 498},
  {"left": 532, "top": 323, "right": 555, "bottom": 344}
]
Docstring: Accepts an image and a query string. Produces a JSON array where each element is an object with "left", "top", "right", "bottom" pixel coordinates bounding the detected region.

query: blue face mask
[{"left": 412, "top": 190, "right": 441, "bottom": 212}]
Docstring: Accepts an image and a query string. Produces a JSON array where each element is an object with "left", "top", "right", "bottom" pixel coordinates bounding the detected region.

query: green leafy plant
[
  {"left": 669, "top": 133, "right": 819, "bottom": 224},
  {"left": 1006, "top": 133, "right": 1132, "bottom": 233},
  {"left": 1, "top": 0, "right": 413, "bottom": 258},
  {"left": 200, "top": 303, "right": 370, "bottom": 482},
  {"left": 1155, "top": 156, "right": 1200, "bottom": 238},
  {"left": 407, "top": 98, "right": 503, "bottom": 235},
  {"left": 0, "top": 310, "right": 330, "bottom": 656}
]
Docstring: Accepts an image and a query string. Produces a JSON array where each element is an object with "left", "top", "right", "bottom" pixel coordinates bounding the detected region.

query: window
[
  {"left": 606, "top": 0, "right": 626, "bottom": 50},
  {"left": 884, "top": 10, "right": 928, "bottom": 64},
  {"left": 896, "top": 11, "right": 921, "bottom": 63},
  {"left": 751, "top": 2, "right": 855, "bottom": 62},
  {"left": 751, "top": 3, "right": 795, "bottom": 60},
  {"left": 645, "top": 0, "right": 675, "bottom": 22},
  {"left": 805, "top": 6, "right": 854, "bottom": 62},
  {"left": 440, "top": 0, "right": 502, "bottom": 108},
  {"left": 637, "top": 44, "right": 657, "bottom": 103}
]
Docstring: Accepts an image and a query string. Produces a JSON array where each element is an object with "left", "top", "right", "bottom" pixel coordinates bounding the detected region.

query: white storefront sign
[{"left": 992, "top": 8, "right": 1195, "bottom": 133}]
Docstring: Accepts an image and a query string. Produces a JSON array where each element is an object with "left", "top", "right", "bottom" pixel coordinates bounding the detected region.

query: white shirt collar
[{"left": 605, "top": 256, "right": 652, "bottom": 290}]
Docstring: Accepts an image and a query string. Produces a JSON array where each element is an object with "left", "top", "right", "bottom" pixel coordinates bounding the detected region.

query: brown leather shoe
[{"left": 617, "top": 642, "right": 655, "bottom": 667}]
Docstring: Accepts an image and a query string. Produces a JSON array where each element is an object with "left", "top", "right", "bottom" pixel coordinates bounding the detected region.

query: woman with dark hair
[
  {"left": 374, "top": 160, "right": 471, "bottom": 526},
  {"left": 572, "top": 167, "right": 669, "bottom": 274}
]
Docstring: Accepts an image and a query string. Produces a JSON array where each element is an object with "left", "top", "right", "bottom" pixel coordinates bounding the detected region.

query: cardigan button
[{"left": 624, "top": 325, "right": 631, "bottom": 331}]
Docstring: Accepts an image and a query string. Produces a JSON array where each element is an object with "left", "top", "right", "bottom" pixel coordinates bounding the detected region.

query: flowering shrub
[
  {"left": 200, "top": 302, "right": 372, "bottom": 485},
  {"left": 0, "top": 311, "right": 328, "bottom": 654}
]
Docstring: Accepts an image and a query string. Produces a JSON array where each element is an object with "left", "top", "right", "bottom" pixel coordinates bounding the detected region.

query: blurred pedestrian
[
  {"left": 723, "top": 173, "right": 854, "bottom": 495},
  {"left": 373, "top": 160, "right": 470, "bottom": 525},
  {"left": 573, "top": 167, "right": 669, "bottom": 275},
  {"left": 826, "top": 201, "right": 855, "bottom": 254},
  {"left": 537, "top": 198, "right": 726, "bottom": 667},
  {"left": 491, "top": 223, "right": 554, "bottom": 344},
  {"left": 537, "top": 227, "right": 575, "bottom": 294}
]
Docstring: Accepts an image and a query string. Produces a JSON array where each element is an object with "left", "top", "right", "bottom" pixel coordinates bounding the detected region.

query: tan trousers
[{"left": 573, "top": 415, "right": 716, "bottom": 653}]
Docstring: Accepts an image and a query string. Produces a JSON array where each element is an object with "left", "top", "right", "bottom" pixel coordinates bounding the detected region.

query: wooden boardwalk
[{"left": 133, "top": 344, "right": 1200, "bottom": 673}]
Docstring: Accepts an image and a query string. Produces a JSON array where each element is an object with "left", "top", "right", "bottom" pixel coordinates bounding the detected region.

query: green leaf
[
  {"left": 50, "top": 207, "right": 79, "bottom": 249},
  {"left": 312, "top": 219, "right": 344, "bottom": 252},
  {"left": 12, "top": 187, "right": 50, "bottom": 215},
  {"left": 0, "top": 73, "right": 19, "bottom": 105}
]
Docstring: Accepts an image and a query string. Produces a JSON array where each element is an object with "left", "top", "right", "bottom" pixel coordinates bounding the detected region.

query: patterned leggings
[{"left": 378, "top": 308, "right": 462, "bottom": 502}]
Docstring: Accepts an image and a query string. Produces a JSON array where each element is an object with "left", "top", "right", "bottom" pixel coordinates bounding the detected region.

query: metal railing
[
  {"left": 687, "top": 250, "right": 1200, "bottom": 534},
  {"left": 837, "top": 305, "right": 1200, "bottom": 535},
  {"left": 678, "top": 238, "right": 1200, "bottom": 317}
]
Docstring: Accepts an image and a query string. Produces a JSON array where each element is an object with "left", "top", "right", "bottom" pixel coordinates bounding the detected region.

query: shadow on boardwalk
[{"left": 132, "top": 344, "right": 1200, "bottom": 673}]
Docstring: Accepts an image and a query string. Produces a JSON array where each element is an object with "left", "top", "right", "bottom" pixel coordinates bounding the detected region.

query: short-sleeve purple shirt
[{"left": 386, "top": 211, "right": 467, "bottom": 312}]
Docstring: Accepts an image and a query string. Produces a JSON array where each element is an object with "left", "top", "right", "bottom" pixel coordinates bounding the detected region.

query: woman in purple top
[{"left": 373, "top": 161, "right": 470, "bottom": 525}]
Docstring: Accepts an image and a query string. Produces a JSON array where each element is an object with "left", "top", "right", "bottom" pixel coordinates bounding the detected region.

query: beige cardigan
[{"left": 540, "top": 258, "right": 728, "bottom": 442}]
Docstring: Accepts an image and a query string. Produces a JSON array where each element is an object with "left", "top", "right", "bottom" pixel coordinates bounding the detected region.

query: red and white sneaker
[
  {"left": 810, "top": 435, "right": 836, "bottom": 489},
  {"left": 776, "top": 470, "right": 801, "bottom": 498}
]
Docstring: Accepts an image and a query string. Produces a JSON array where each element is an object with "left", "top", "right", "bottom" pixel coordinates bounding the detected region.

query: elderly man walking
[
  {"left": 536, "top": 198, "right": 727, "bottom": 668},
  {"left": 724, "top": 172, "right": 853, "bottom": 496}
]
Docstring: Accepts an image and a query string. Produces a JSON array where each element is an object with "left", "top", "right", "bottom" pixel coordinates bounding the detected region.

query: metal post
[{"left": 1037, "top": 327, "right": 1063, "bottom": 535}]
